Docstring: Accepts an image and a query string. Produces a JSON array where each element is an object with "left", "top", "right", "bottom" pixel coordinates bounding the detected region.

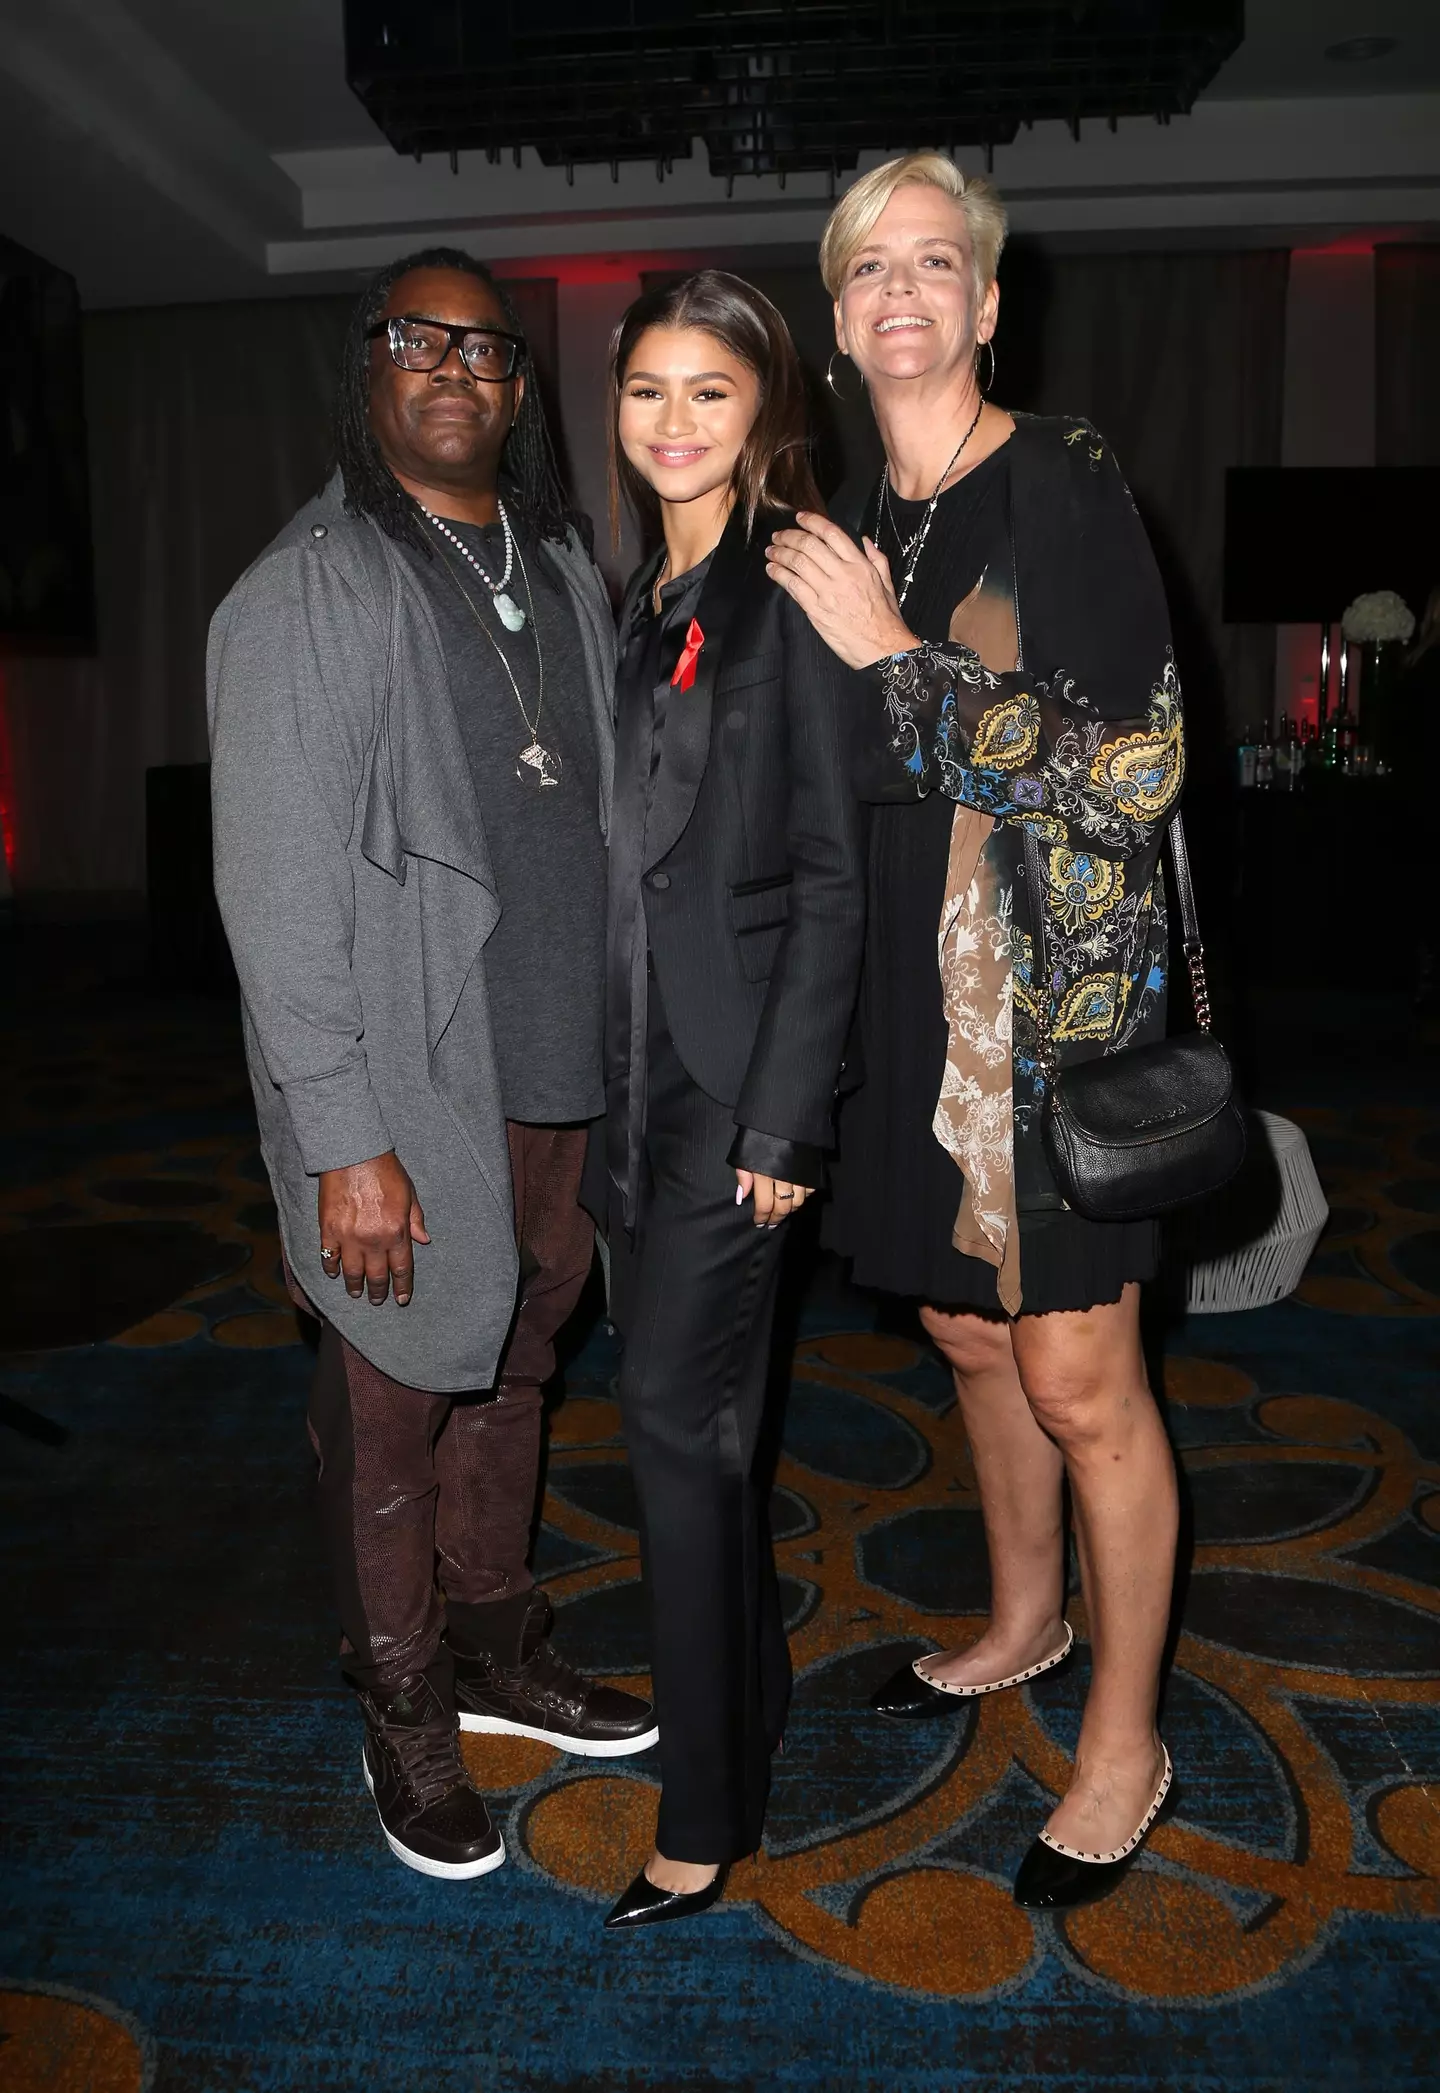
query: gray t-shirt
[{"left": 406, "top": 514, "right": 606, "bottom": 1123}]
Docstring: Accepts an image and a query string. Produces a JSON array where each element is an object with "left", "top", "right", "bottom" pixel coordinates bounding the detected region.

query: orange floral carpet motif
[
  {"left": 1, "top": 991, "right": 1437, "bottom": 2087},
  {"left": 481, "top": 1330, "right": 1440, "bottom": 2004}
]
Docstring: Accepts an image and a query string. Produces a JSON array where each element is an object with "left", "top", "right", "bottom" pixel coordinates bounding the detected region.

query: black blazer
[{"left": 614, "top": 505, "right": 866, "bottom": 1170}]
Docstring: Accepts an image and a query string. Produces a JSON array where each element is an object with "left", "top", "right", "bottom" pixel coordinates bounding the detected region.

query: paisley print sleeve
[{"left": 865, "top": 642, "right": 1184, "bottom": 862}]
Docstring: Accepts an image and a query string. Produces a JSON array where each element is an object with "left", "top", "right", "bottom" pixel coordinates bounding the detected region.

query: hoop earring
[
  {"left": 826, "top": 349, "right": 864, "bottom": 404},
  {"left": 975, "top": 338, "right": 996, "bottom": 396}
]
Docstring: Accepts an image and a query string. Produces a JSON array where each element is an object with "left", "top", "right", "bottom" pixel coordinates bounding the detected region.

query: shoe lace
[
  {"left": 511, "top": 1642, "right": 588, "bottom": 1718},
  {"left": 384, "top": 1717, "right": 466, "bottom": 1812}
]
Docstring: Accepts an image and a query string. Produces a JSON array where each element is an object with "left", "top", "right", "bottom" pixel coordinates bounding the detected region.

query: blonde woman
[{"left": 767, "top": 156, "right": 1186, "bottom": 1911}]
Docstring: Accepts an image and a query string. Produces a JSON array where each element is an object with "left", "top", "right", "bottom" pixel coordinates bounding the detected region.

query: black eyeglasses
[{"left": 367, "top": 315, "right": 526, "bottom": 381}]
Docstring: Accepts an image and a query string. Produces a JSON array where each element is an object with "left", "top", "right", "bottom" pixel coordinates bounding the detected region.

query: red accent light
[
  {"left": 1293, "top": 238, "right": 1377, "bottom": 258},
  {"left": 499, "top": 250, "right": 721, "bottom": 287}
]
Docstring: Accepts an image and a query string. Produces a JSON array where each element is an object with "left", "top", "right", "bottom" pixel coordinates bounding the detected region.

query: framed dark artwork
[{"left": 0, "top": 234, "right": 96, "bottom": 652}]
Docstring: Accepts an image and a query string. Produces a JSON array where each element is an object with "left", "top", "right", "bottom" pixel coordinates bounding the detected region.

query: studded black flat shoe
[
  {"left": 602, "top": 1863, "right": 729, "bottom": 1930},
  {"left": 871, "top": 1624, "right": 1075, "bottom": 1720},
  {"left": 1013, "top": 1746, "right": 1176, "bottom": 1910}
]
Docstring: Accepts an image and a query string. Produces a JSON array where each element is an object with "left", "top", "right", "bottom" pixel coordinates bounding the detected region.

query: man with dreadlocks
[{"left": 208, "top": 250, "right": 656, "bottom": 1882}]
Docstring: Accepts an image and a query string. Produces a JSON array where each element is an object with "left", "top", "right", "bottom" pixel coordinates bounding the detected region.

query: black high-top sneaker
[
  {"left": 358, "top": 1672, "right": 505, "bottom": 1880},
  {"left": 449, "top": 1590, "right": 658, "bottom": 1757}
]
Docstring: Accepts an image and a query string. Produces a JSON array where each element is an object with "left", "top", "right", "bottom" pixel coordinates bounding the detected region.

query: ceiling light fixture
[{"left": 343, "top": 2, "right": 1246, "bottom": 183}]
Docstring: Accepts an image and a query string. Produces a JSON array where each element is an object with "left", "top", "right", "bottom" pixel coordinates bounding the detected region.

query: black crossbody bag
[
  {"left": 1007, "top": 465, "right": 1245, "bottom": 1222},
  {"left": 1022, "top": 817, "right": 1246, "bottom": 1222}
]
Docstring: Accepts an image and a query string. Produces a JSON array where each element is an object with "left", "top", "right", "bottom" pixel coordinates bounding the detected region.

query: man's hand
[
  {"left": 317, "top": 1152, "right": 430, "bottom": 1306},
  {"left": 765, "top": 512, "right": 919, "bottom": 669},
  {"left": 735, "top": 1170, "right": 814, "bottom": 1228}
]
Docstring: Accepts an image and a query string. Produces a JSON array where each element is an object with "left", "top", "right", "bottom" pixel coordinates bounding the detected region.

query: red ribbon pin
[{"left": 670, "top": 617, "right": 704, "bottom": 691}]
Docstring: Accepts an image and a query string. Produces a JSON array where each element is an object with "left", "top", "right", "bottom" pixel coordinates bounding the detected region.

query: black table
[
  {"left": 146, "top": 763, "right": 235, "bottom": 992},
  {"left": 1232, "top": 773, "right": 1409, "bottom": 986}
]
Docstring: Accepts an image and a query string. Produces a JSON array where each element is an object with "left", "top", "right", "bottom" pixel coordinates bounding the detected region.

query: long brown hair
[{"left": 607, "top": 270, "right": 823, "bottom": 552}]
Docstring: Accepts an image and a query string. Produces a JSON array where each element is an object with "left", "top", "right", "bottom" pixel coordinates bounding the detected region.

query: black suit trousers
[{"left": 617, "top": 993, "right": 793, "bottom": 1864}]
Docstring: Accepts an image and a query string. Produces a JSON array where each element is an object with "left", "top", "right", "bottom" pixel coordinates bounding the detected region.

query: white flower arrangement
[{"left": 1341, "top": 590, "right": 1415, "bottom": 644}]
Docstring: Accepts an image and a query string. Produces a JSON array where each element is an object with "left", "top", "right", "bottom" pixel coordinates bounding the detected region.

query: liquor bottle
[
  {"left": 1275, "top": 715, "right": 1301, "bottom": 791},
  {"left": 1324, "top": 697, "right": 1358, "bottom": 773},
  {"left": 1236, "top": 729, "right": 1258, "bottom": 789},
  {"left": 1254, "top": 718, "right": 1275, "bottom": 789}
]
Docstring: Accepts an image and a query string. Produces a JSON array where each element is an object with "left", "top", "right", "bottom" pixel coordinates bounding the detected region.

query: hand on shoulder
[{"left": 764, "top": 511, "right": 919, "bottom": 670}]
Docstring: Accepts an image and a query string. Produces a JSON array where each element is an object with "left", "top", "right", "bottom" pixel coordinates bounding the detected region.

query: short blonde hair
[{"left": 819, "top": 152, "right": 1008, "bottom": 302}]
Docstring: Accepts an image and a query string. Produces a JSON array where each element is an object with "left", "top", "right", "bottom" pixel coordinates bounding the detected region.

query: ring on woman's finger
[{"left": 319, "top": 1245, "right": 340, "bottom": 1261}]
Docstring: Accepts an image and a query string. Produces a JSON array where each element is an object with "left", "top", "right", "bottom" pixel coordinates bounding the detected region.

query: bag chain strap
[{"left": 1160, "top": 803, "right": 1212, "bottom": 1035}]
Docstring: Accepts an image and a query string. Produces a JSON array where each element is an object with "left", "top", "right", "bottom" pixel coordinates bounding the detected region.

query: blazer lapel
[{"left": 642, "top": 510, "right": 753, "bottom": 873}]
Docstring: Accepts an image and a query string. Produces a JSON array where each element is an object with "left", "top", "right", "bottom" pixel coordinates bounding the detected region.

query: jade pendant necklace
[
  {"left": 430, "top": 534, "right": 563, "bottom": 790},
  {"left": 422, "top": 500, "right": 527, "bottom": 632}
]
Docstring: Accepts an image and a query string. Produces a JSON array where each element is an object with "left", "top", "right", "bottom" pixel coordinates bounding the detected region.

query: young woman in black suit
[{"left": 599, "top": 272, "right": 865, "bottom": 1930}]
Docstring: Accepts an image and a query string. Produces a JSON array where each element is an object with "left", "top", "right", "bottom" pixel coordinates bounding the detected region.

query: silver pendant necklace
[
  {"left": 421, "top": 500, "right": 527, "bottom": 631},
  {"left": 879, "top": 395, "right": 986, "bottom": 607},
  {"left": 431, "top": 537, "right": 563, "bottom": 789}
]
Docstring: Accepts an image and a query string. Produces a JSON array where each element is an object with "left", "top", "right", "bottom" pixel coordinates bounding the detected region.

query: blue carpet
[{"left": 1, "top": 973, "right": 1437, "bottom": 2090}]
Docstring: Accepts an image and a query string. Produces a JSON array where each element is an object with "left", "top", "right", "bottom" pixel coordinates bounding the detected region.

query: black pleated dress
[{"left": 826, "top": 430, "right": 1164, "bottom": 1316}]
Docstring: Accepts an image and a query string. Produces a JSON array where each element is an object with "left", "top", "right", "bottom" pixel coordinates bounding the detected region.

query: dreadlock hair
[{"left": 333, "top": 245, "right": 581, "bottom": 551}]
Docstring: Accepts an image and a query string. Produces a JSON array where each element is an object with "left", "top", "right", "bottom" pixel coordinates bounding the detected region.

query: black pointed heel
[
  {"left": 1013, "top": 1748, "right": 1177, "bottom": 1911},
  {"left": 870, "top": 1625, "right": 1075, "bottom": 1720},
  {"left": 603, "top": 1862, "right": 730, "bottom": 1930}
]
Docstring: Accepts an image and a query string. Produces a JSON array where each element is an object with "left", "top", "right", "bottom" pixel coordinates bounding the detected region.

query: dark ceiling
[{"left": 344, "top": 0, "right": 1246, "bottom": 180}]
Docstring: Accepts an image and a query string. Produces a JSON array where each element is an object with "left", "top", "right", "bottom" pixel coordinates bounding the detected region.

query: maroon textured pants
[{"left": 307, "top": 1123, "right": 593, "bottom": 1695}]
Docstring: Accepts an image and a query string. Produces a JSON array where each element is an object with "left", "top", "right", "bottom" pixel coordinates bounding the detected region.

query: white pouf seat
[{"left": 1171, "top": 1111, "right": 1330, "bottom": 1314}]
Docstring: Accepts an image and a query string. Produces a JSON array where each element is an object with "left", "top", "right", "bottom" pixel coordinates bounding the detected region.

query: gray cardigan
[{"left": 207, "top": 474, "right": 616, "bottom": 1391}]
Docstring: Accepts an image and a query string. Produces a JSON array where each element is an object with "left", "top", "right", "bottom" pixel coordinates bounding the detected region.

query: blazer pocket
[
  {"left": 729, "top": 872, "right": 792, "bottom": 983},
  {"left": 715, "top": 650, "right": 783, "bottom": 694}
]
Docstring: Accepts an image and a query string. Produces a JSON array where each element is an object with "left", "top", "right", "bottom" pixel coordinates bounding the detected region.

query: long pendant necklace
[
  {"left": 879, "top": 394, "right": 986, "bottom": 607},
  {"left": 431, "top": 537, "right": 563, "bottom": 790},
  {"left": 421, "top": 500, "right": 527, "bottom": 631}
]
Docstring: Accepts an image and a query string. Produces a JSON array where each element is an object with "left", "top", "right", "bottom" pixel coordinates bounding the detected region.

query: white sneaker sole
[
  {"left": 362, "top": 1748, "right": 507, "bottom": 1880},
  {"left": 457, "top": 1712, "right": 660, "bottom": 1757}
]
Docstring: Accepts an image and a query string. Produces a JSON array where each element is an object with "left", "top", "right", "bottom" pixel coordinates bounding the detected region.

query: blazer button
[
  {"left": 648, "top": 872, "right": 671, "bottom": 891},
  {"left": 310, "top": 524, "right": 328, "bottom": 539}
]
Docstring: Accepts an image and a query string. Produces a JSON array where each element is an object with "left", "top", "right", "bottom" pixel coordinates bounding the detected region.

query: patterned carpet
[{"left": 1, "top": 945, "right": 1437, "bottom": 2091}]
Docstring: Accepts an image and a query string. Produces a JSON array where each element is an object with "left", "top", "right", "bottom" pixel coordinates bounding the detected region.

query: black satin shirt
[{"left": 604, "top": 551, "right": 712, "bottom": 1224}]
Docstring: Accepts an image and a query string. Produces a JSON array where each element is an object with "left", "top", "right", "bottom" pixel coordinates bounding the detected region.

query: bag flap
[{"left": 1052, "top": 1034, "right": 1233, "bottom": 1149}]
